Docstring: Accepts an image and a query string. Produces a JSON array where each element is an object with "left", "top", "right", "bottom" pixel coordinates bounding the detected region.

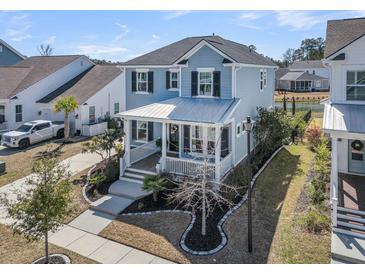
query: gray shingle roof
[
  {"left": 37, "top": 65, "right": 123, "bottom": 104},
  {"left": 0, "top": 67, "right": 32, "bottom": 99},
  {"left": 280, "top": 71, "right": 326, "bottom": 81},
  {"left": 288, "top": 60, "right": 325, "bottom": 69},
  {"left": 325, "top": 18, "right": 365, "bottom": 58},
  {"left": 275, "top": 68, "right": 289, "bottom": 80},
  {"left": 123, "top": 35, "right": 275, "bottom": 67},
  {"left": 119, "top": 97, "right": 240, "bottom": 124}
]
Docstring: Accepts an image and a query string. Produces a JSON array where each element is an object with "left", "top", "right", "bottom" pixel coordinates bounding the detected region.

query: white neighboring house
[
  {"left": 276, "top": 60, "right": 330, "bottom": 92},
  {"left": 0, "top": 55, "right": 124, "bottom": 136},
  {"left": 323, "top": 17, "right": 365, "bottom": 261}
]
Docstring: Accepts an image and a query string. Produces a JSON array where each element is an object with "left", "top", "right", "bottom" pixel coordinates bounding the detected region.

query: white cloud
[
  {"left": 275, "top": 11, "right": 322, "bottom": 31},
  {"left": 11, "top": 34, "right": 32, "bottom": 42},
  {"left": 44, "top": 35, "right": 56, "bottom": 44},
  {"left": 114, "top": 23, "right": 129, "bottom": 41},
  {"left": 235, "top": 11, "right": 265, "bottom": 30},
  {"left": 78, "top": 45, "right": 127, "bottom": 55},
  {"left": 238, "top": 12, "right": 262, "bottom": 21},
  {"left": 2, "top": 12, "right": 32, "bottom": 42},
  {"left": 164, "top": 11, "right": 191, "bottom": 20},
  {"left": 147, "top": 34, "right": 161, "bottom": 45},
  {"left": 151, "top": 34, "right": 160, "bottom": 40}
]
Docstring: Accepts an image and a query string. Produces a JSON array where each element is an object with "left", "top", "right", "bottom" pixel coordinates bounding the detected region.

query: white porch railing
[
  {"left": 130, "top": 140, "right": 159, "bottom": 164},
  {"left": 165, "top": 157, "right": 216, "bottom": 179},
  {"left": 219, "top": 153, "right": 233, "bottom": 179},
  {"left": 120, "top": 151, "right": 129, "bottom": 176},
  {"left": 82, "top": 121, "right": 108, "bottom": 136}
]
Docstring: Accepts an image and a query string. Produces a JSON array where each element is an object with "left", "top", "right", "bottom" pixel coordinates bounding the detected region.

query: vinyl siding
[
  {"left": 0, "top": 44, "right": 23, "bottom": 66},
  {"left": 181, "top": 45, "right": 232, "bottom": 98}
]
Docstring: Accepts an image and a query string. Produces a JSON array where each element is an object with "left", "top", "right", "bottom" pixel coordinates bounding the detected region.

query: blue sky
[{"left": 1, "top": 10, "right": 365, "bottom": 62}]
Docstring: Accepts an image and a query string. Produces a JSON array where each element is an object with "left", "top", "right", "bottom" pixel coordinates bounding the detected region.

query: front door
[
  {"left": 169, "top": 124, "right": 179, "bottom": 152},
  {"left": 349, "top": 140, "right": 365, "bottom": 174}
]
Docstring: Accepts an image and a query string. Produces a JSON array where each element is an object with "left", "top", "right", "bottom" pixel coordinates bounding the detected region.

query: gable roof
[
  {"left": 288, "top": 60, "right": 325, "bottom": 69},
  {"left": 280, "top": 71, "right": 327, "bottom": 81},
  {"left": 0, "top": 39, "right": 26, "bottom": 60},
  {"left": 325, "top": 17, "right": 365, "bottom": 58},
  {"left": 0, "top": 55, "right": 84, "bottom": 99},
  {"left": 275, "top": 68, "right": 289, "bottom": 80},
  {"left": 123, "top": 35, "right": 275, "bottom": 67},
  {"left": 37, "top": 65, "right": 123, "bottom": 104}
]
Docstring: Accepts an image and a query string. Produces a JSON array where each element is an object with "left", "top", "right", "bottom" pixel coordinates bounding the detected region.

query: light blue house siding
[
  {"left": 125, "top": 68, "right": 179, "bottom": 111},
  {"left": 181, "top": 45, "right": 232, "bottom": 98},
  {"left": 0, "top": 44, "right": 23, "bottom": 66},
  {"left": 233, "top": 67, "right": 275, "bottom": 164}
]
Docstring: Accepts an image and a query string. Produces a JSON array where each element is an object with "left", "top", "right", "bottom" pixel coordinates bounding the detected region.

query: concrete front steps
[
  {"left": 91, "top": 168, "right": 155, "bottom": 217},
  {"left": 331, "top": 230, "right": 365, "bottom": 264}
]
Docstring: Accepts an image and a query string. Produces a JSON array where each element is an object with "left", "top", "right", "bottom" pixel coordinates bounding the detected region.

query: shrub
[
  {"left": 143, "top": 175, "right": 167, "bottom": 202},
  {"left": 298, "top": 209, "right": 331, "bottom": 233},
  {"left": 104, "top": 159, "right": 119, "bottom": 183},
  {"left": 306, "top": 124, "right": 322, "bottom": 150}
]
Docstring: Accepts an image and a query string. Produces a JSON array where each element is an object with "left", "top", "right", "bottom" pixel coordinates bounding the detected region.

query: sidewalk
[{"left": 49, "top": 224, "right": 174, "bottom": 264}]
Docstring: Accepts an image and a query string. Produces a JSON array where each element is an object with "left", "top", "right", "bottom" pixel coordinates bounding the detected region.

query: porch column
[
  {"left": 178, "top": 123, "right": 183, "bottom": 158},
  {"left": 331, "top": 137, "right": 338, "bottom": 227},
  {"left": 161, "top": 122, "right": 167, "bottom": 171},
  {"left": 124, "top": 119, "right": 131, "bottom": 167},
  {"left": 215, "top": 125, "right": 221, "bottom": 182}
]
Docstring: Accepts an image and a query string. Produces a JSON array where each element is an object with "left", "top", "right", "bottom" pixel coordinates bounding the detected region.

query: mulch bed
[
  {"left": 33, "top": 254, "right": 70, "bottom": 264},
  {"left": 85, "top": 180, "right": 114, "bottom": 202}
]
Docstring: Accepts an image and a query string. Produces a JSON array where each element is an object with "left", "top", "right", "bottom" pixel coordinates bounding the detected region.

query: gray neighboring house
[
  {"left": 0, "top": 39, "right": 25, "bottom": 66},
  {"left": 118, "top": 35, "right": 276, "bottom": 184},
  {"left": 276, "top": 60, "right": 330, "bottom": 92}
]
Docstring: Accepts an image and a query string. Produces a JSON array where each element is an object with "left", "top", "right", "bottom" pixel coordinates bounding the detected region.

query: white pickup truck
[{"left": 1, "top": 120, "right": 65, "bottom": 149}]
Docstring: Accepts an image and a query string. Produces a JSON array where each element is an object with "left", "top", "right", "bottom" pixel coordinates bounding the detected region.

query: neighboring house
[
  {"left": 275, "top": 68, "right": 289, "bottom": 90},
  {"left": 323, "top": 17, "right": 365, "bottom": 262},
  {"left": 118, "top": 35, "right": 276, "bottom": 183},
  {"left": 0, "top": 55, "right": 123, "bottom": 135},
  {"left": 276, "top": 60, "right": 330, "bottom": 92},
  {"left": 0, "top": 39, "right": 25, "bottom": 66}
]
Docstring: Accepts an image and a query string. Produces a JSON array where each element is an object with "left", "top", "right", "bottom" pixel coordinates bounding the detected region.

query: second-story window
[
  {"left": 171, "top": 71, "right": 179, "bottom": 89},
  {"left": 347, "top": 71, "right": 365, "bottom": 101},
  {"left": 260, "top": 69, "right": 267, "bottom": 91},
  {"left": 199, "top": 71, "right": 213, "bottom": 96},
  {"left": 137, "top": 72, "right": 148, "bottom": 92}
]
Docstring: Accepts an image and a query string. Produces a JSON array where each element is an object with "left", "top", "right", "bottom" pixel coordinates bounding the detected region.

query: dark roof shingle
[
  {"left": 37, "top": 65, "right": 123, "bottom": 104},
  {"left": 124, "top": 35, "right": 275, "bottom": 66},
  {"left": 325, "top": 18, "right": 365, "bottom": 58},
  {"left": 289, "top": 60, "right": 325, "bottom": 69}
]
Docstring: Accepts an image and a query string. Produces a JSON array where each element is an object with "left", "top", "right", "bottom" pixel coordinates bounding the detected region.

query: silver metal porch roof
[
  {"left": 119, "top": 97, "right": 240, "bottom": 124},
  {"left": 323, "top": 103, "right": 365, "bottom": 133}
]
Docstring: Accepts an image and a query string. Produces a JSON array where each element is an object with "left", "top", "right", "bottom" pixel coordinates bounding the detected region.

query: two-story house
[
  {"left": 118, "top": 35, "right": 276, "bottom": 183},
  {"left": 323, "top": 18, "right": 365, "bottom": 253},
  {"left": 0, "top": 39, "right": 25, "bottom": 66},
  {"left": 0, "top": 55, "right": 124, "bottom": 135}
]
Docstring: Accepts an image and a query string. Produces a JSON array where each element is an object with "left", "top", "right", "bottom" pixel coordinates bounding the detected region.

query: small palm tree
[
  {"left": 54, "top": 96, "right": 78, "bottom": 139},
  {"left": 143, "top": 175, "right": 167, "bottom": 202}
]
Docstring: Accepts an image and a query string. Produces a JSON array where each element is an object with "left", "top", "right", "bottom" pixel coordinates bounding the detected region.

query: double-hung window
[
  {"left": 170, "top": 71, "right": 179, "bottom": 90},
  {"left": 346, "top": 71, "right": 365, "bottom": 101},
  {"left": 137, "top": 71, "right": 148, "bottom": 92},
  {"left": 137, "top": 121, "right": 148, "bottom": 142},
  {"left": 15, "top": 105, "right": 22, "bottom": 122},
  {"left": 198, "top": 70, "right": 213, "bottom": 96},
  {"left": 114, "top": 102, "right": 120, "bottom": 114},
  {"left": 191, "top": 126, "right": 203, "bottom": 153},
  {"left": 89, "top": 106, "right": 96, "bottom": 124},
  {"left": 260, "top": 69, "right": 267, "bottom": 91},
  {"left": 207, "top": 127, "right": 216, "bottom": 155}
]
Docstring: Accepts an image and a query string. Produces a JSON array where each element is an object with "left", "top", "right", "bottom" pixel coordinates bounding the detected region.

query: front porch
[{"left": 338, "top": 173, "right": 365, "bottom": 211}]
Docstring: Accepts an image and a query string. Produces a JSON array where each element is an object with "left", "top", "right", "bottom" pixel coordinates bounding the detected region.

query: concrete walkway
[
  {"left": 331, "top": 231, "right": 365, "bottom": 263},
  {"left": 49, "top": 224, "right": 174, "bottom": 264}
]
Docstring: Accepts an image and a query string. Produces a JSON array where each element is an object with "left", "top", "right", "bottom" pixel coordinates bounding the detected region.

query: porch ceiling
[
  {"left": 324, "top": 103, "right": 365, "bottom": 134},
  {"left": 119, "top": 97, "right": 240, "bottom": 124}
]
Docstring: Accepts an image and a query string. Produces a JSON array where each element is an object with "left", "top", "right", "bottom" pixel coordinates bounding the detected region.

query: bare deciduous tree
[{"left": 38, "top": 44, "right": 54, "bottom": 56}]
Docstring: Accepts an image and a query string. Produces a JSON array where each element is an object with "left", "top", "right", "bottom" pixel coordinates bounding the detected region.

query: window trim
[
  {"left": 236, "top": 123, "right": 241, "bottom": 137},
  {"left": 260, "top": 69, "right": 267, "bottom": 92},
  {"left": 346, "top": 70, "right": 365, "bottom": 101},
  {"left": 136, "top": 120, "right": 148, "bottom": 143},
  {"left": 169, "top": 69, "right": 179, "bottom": 91},
  {"left": 190, "top": 125, "right": 204, "bottom": 154},
  {"left": 15, "top": 104, "right": 22, "bottom": 123},
  {"left": 89, "top": 106, "right": 96, "bottom": 124},
  {"left": 136, "top": 71, "right": 148, "bottom": 93},
  {"left": 114, "top": 102, "right": 120, "bottom": 115},
  {"left": 197, "top": 68, "right": 214, "bottom": 97}
]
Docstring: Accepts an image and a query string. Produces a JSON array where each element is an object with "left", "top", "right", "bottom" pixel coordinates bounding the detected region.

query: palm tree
[{"left": 53, "top": 96, "right": 78, "bottom": 139}]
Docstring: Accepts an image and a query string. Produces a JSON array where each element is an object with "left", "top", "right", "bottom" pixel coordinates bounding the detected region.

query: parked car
[{"left": 1, "top": 120, "right": 65, "bottom": 149}]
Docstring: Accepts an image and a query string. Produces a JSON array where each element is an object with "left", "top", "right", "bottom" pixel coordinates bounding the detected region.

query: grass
[
  {"left": 0, "top": 223, "right": 96, "bottom": 264},
  {"left": 100, "top": 141, "right": 330, "bottom": 263},
  {"left": 275, "top": 91, "right": 329, "bottom": 102},
  {"left": 0, "top": 138, "right": 90, "bottom": 188}
]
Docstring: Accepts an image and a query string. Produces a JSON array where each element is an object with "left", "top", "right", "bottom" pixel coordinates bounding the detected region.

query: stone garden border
[
  {"left": 120, "top": 146, "right": 284, "bottom": 256},
  {"left": 82, "top": 164, "right": 97, "bottom": 204}
]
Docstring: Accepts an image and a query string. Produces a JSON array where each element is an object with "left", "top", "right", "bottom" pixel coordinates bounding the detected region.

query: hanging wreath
[{"left": 351, "top": 140, "right": 364, "bottom": 151}]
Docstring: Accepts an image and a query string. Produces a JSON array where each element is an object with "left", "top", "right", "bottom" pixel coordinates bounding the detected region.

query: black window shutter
[
  {"left": 148, "top": 71, "right": 154, "bottom": 93},
  {"left": 183, "top": 125, "right": 190, "bottom": 152},
  {"left": 213, "top": 71, "right": 221, "bottom": 97},
  {"left": 166, "top": 71, "right": 171, "bottom": 90},
  {"left": 191, "top": 71, "right": 198, "bottom": 96},
  {"left": 131, "top": 71, "right": 137, "bottom": 92},
  {"left": 132, "top": 120, "right": 137, "bottom": 139},
  {"left": 221, "top": 127, "right": 229, "bottom": 157},
  {"left": 148, "top": 122, "right": 154, "bottom": 141}
]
